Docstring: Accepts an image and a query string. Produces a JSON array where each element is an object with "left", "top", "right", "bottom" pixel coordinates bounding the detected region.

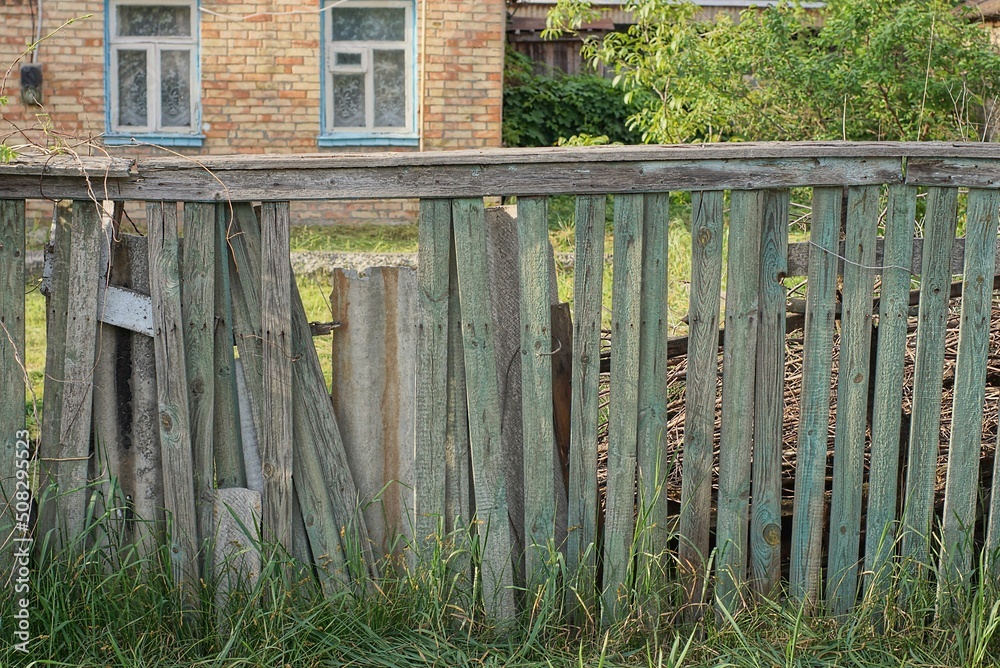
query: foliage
[
  {"left": 545, "top": 0, "right": 1000, "bottom": 143},
  {"left": 502, "top": 50, "right": 643, "bottom": 146}
]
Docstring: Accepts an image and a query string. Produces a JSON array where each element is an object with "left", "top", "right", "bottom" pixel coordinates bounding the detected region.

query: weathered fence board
[
  {"left": 863, "top": 184, "right": 917, "bottom": 598},
  {"left": 0, "top": 199, "right": 25, "bottom": 559},
  {"left": 55, "top": 201, "right": 104, "bottom": 548},
  {"left": 826, "top": 185, "right": 879, "bottom": 615},
  {"left": 603, "top": 193, "right": 644, "bottom": 625},
  {"left": 331, "top": 267, "right": 418, "bottom": 559},
  {"left": 261, "top": 202, "right": 294, "bottom": 554},
  {"left": 637, "top": 193, "right": 670, "bottom": 569},
  {"left": 147, "top": 201, "right": 201, "bottom": 597},
  {"left": 939, "top": 188, "right": 999, "bottom": 596},
  {"left": 716, "top": 190, "right": 764, "bottom": 613},
  {"left": 213, "top": 205, "right": 246, "bottom": 490},
  {"left": 517, "top": 196, "right": 557, "bottom": 593},
  {"left": 414, "top": 199, "right": 452, "bottom": 553},
  {"left": 790, "top": 187, "right": 841, "bottom": 606},
  {"left": 566, "top": 194, "right": 606, "bottom": 617},
  {"left": 749, "top": 190, "right": 789, "bottom": 598},
  {"left": 451, "top": 197, "right": 515, "bottom": 623},
  {"left": 678, "top": 191, "right": 725, "bottom": 613},
  {"left": 444, "top": 237, "right": 471, "bottom": 536},
  {"left": 181, "top": 202, "right": 217, "bottom": 561},
  {"left": 900, "top": 187, "right": 958, "bottom": 588}
]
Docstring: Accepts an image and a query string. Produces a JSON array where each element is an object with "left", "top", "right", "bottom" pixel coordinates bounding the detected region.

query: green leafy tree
[{"left": 545, "top": 0, "right": 1000, "bottom": 142}]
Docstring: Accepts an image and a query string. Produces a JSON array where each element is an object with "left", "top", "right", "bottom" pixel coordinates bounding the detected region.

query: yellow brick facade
[{"left": 1, "top": 0, "right": 506, "bottom": 224}]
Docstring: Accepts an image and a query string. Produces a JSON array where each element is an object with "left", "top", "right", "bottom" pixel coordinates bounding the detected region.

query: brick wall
[{"left": 1, "top": 0, "right": 506, "bottom": 225}]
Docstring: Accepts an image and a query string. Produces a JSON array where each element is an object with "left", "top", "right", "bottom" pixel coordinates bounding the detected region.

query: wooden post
[
  {"left": 826, "top": 185, "right": 879, "bottom": 615},
  {"left": 715, "top": 190, "right": 764, "bottom": 614},
  {"left": 414, "top": 199, "right": 451, "bottom": 555},
  {"left": 566, "top": 194, "right": 605, "bottom": 619},
  {"left": 147, "top": 201, "right": 200, "bottom": 600},
  {"left": 260, "top": 202, "right": 293, "bottom": 555},
  {"left": 451, "top": 197, "right": 515, "bottom": 624},
  {"left": 602, "top": 193, "right": 643, "bottom": 626},
  {"left": 749, "top": 190, "right": 789, "bottom": 599},
  {"left": 181, "top": 202, "right": 216, "bottom": 564},
  {"left": 679, "top": 191, "right": 724, "bottom": 615},
  {"left": 940, "top": 189, "right": 999, "bottom": 599},
  {"left": 900, "top": 187, "right": 958, "bottom": 596},
  {"left": 0, "top": 199, "right": 26, "bottom": 568},
  {"left": 790, "top": 187, "right": 841, "bottom": 607}
]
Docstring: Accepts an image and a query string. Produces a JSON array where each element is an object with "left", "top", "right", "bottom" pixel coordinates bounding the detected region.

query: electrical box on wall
[{"left": 20, "top": 64, "right": 43, "bottom": 106}]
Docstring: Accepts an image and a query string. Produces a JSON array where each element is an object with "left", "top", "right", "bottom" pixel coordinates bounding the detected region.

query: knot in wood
[
  {"left": 764, "top": 523, "right": 781, "bottom": 546},
  {"left": 160, "top": 411, "right": 173, "bottom": 431}
]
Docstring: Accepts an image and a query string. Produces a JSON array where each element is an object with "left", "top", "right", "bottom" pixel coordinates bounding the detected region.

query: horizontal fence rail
[{"left": 2, "top": 142, "right": 1000, "bottom": 629}]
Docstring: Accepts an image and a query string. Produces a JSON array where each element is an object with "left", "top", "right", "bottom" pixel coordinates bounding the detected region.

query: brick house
[{"left": 1, "top": 0, "right": 506, "bottom": 224}]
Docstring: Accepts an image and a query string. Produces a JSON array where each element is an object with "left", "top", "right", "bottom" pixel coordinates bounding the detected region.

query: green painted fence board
[
  {"left": 790, "top": 187, "right": 841, "bottom": 606},
  {"left": 602, "top": 193, "right": 644, "bottom": 625},
  {"left": 749, "top": 190, "right": 789, "bottom": 599},
  {"left": 0, "top": 199, "right": 25, "bottom": 567},
  {"left": 517, "top": 196, "right": 557, "bottom": 593},
  {"left": 261, "top": 202, "right": 294, "bottom": 554},
  {"left": 637, "top": 193, "right": 670, "bottom": 565},
  {"left": 679, "top": 191, "right": 724, "bottom": 612},
  {"left": 900, "top": 187, "right": 958, "bottom": 587},
  {"left": 863, "top": 185, "right": 917, "bottom": 599},
  {"left": 415, "top": 199, "right": 452, "bottom": 553},
  {"left": 180, "top": 202, "right": 216, "bottom": 559},
  {"left": 451, "top": 197, "right": 515, "bottom": 623},
  {"left": 940, "top": 188, "right": 999, "bottom": 595},
  {"left": 147, "top": 201, "right": 200, "bottom": 600},
  {"left": 213, "top": 204, "right": 246, "bottom": 489},
  {"left": 716, "top": 189, "right": 764, "bottom": 614},
  {"left": 826, "top": 185, "right": 879, "bottom": 615},
  {"left": 566, "top": 194, "right": 606, "bottom": 618}
]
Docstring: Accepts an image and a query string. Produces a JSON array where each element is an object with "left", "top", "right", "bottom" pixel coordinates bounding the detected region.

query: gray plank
[
  {"left": 679, "top": 191, "right": 724, "bottom": 614},
  {"left": 331, "top": 267, "right": 417, "bottom": 559},
  {"left": 260, "top": 202, "right": 293, "bottom": 555},
  {"left": 825, "top": 185, "right": 879, "bottom": 615},
  {"left": 1, "top": 154, "right": 902, "bottom": 201},
  {"left": 0, "top": 200, "right": 25, "bottom": 565},
  {"left": 414, "top": 199, "right": 451, "bottom": 555},
  {"left": 785, "top": 236, "right": 998, "bottom": 278},
  {"left": 181, "top": 202, "right": 216, "bottom": 562},
  {"left": 907, "top": 157, "right": 1000, "bottom": 188},
  {"left": 603, "top": 194, "right": 644, "bottom": 626},
  {"left": 940, "top": 189, "right": 999, "bottom": 596},
  {"left": 147, "top": 201, "right": 201, "bottom": 599},
  {"left": 566, "top": 194, "right": 606, "bottom": 618},
  {"left": 637, "top": 193, "right": 670, "bottom": 551},
  {"left": 451, "top": 197, "right": 515, "bottom": 623},
  {"left": 212, "top": 487, "right": 262, "bottom": 619},
  {"left": 863, "top": 185, "right": 917, "bottom": 600},
  {"left": 789, "top": 187, "right": 841, "bottom": 607},
  {"left": 517, "top": 196, "right": 557, "bottom": 593},
  {"left": 55, "top": 201, "right": 104, "bottom": 548},
  {"left": 444, "top": 241, "right": 471, "bottom": 534},
  {"left": 749, "top": 190, "right": 789, "bottom": 599},
  {"left": 716, "top": 190, "right": 764, "bottom": 614},
  {"left": 213, "top": 204, "right": 246, "bottom": 489},
  {"left": 900, "top": 187, "right": 958, "bottom": 590}
]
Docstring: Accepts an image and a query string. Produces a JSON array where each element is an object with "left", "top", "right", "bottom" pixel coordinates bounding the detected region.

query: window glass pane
[
  {"left": 160, "top": 50, "right": 191, "bottom": 127},
  {"left": 333, "top": 74, "right": 366, "bottom": 127},
  {"left": 373, "top": 49, "right": 406, "bottom": 127},
  {"left": 117, "top": 5, "right": 191, "bottom": 37},
  {"left": 331, "top": 8, "right": 406, "bottom": 41},
  {"left": 117, "top": 49, "right": 148, "bottom": 127},
  {"left": 335, "top": 52, "right": 362, "bottom": 66}
]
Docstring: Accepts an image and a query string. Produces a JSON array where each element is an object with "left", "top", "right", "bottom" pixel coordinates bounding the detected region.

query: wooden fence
[{"left": 2, "top": 142, "right": 1000, "bottom": 625}]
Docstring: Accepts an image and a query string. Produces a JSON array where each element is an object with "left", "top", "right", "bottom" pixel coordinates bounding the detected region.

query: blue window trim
[
  {"left": 318, "top": 0, "right": 420, "bottom": 148},
  {"left": 102, "top": 134, "right": 206, "bottom": 147},
  {"left": 104, "top": 0, "right": 203, "bottom": 142}
]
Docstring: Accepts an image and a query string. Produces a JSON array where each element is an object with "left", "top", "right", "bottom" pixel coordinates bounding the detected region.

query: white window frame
[
  {"left": 324, "top": 0, "right": 414, "bottom": 135},
  {"left": 108, "top": 0, "right": 199, "bottom": 135}
]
